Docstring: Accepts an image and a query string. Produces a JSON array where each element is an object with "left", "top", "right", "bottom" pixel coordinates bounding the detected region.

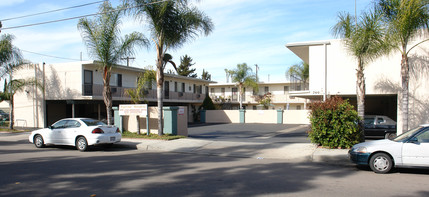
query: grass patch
[
  {"left": 122, "top": 131, "right": 186, "bottom": 140},
  {"left": 0, "top": 127, "right": 30, "bottom": 133}
]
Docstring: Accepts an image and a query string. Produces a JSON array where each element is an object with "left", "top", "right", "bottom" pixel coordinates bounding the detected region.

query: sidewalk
[{"left": 120, "top": 137, "right": 351, "bottom": 165}]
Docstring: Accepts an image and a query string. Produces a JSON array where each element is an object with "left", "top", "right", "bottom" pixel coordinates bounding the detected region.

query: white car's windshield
[
  {"left": 393, "top": 126, "right": 425, "bottom": 142},
  {"left": 81, "top": 119, "right": 106, "bottom": 126}
]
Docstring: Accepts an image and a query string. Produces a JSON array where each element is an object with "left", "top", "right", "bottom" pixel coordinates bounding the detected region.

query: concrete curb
[{"left": 120, "top": 138, "right": 352, "bottom": 165}]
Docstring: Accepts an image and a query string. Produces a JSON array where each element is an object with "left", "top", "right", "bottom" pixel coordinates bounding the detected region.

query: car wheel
[
  {"left": 385, "top": 133, "right": 397, "bottom": 140},
  {"left": 369, "top": 153, "right": 393, "bottom": 174},
  {"left": 76, "top": 136, "right": 88, "bottom": 152},
  {"left": 34, "top": 135, "right": 45, "bottom": 148}
]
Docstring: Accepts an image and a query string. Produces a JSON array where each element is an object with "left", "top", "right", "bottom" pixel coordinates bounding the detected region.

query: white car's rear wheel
[
  {"left": 76, "top": 136, "right": 88, "bottom": 152},
  {"left": 34, "top": 135, "right": 45, "bottom": 148}
]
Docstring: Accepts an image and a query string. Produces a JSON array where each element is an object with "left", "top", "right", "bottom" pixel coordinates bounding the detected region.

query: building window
[
  {"left": 118, "top": 74, "right": 122, "bottom": 87},
  {"left": 221, "top": 88, "right": 225, "bottom": 96},
  {"left": 110, "top": 73, "right": 122, "bottom": 87},
  {"left": 296, "top": 105, "right": 301, "bottom": 110},
  {"left": 182, "top": 83, "right": 185, "bottom": 92},
  {"left": 210, "top": 88, "right": 215, "bottom": 93},
  {"left": 174, "top": 82, "right": 178, "bottom": 92},
  {"left": 232, "top": 87, "right": 238, "bottom": 101},
  {"left": 284, "top": 86, "right": 289, "bottom": 94},
  {"left": 264, "top": 86, "right": 269, "bottom": 93},
  {"left": 83, "top": 70, "right": 93, "bottom": 96},
  {"left": 193, "top": 84, "right": 196, "bottom": 93},
  {"left": 296, "top": 85, "right": 301, "bottom": 91}
]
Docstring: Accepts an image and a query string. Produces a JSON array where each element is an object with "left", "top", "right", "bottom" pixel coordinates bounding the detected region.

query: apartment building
[
  {"left": 13, "top": 61, "right": 214, "bottom": 128},
  {"left": 209, "top": 81, "right": 309, "bottom": 110},
  {"left": 286, "top": 36, "right": 429, "bottom": 133}
]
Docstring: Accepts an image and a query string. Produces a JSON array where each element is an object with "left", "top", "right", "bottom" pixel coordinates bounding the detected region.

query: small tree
[
  {"left": 253, "top": 92, "right": 273, "bottom": 109},
  {"left": 201, "top": 69, "right": 211, "bottom": 81},
  {"left": 308, "top": 96, "right": 361, "bottom": 148},
  {"left": 177, "top": 55, "right": 197, "bottom": 78},
  {"left": 125, "top": 69, "right": 156, "bottom": 134}
]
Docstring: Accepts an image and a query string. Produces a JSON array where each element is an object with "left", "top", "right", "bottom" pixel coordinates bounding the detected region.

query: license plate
[{"left": 110, "top": 137, "right": 115, "bottom": 142}]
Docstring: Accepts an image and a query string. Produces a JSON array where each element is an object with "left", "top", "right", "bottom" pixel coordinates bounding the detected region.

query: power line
[
  {"left": 0, "top": 1, "right": 105, "bottom": 21},
  {"left": 0, "top": 0, "right": 168, "bottom": 31},
  {"left": 21, "top": 49, "right": 84, "bottom": 61}
]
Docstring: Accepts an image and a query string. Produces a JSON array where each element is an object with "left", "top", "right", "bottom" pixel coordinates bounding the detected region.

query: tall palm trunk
[
  {"left": 103, "top": 67, "right": 112, "bottom": 125},
  {"left": 239, "top": 83, "right": 243, "bottom": 109},
  {"left": 356, "top": 59, "right": 366, "bottom": 141},
  {"left": 401, "top": 49, "right": 409, "bottom": 132},
  {"left": 156, "top": 70, "right": 164, "bottom": 136},
  {"left": 156, "top": 45, "right": 164, "bottom": 136},
  {"left": 9, "top": 95, "right": 14, "bottom": 130}
]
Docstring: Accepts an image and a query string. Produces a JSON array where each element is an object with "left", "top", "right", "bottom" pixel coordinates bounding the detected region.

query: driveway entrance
[{"left": 188, "top": 123, "right": 311, "bottom": 143}]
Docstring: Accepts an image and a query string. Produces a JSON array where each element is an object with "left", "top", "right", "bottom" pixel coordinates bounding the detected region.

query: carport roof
[{"left": 285, "top": 40, "right": 331, "bottom": 64}]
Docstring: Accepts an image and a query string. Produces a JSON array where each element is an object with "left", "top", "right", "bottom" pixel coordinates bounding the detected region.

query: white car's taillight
[
  {"left": 92, "top": 128, "right": 104, "bottom": 134},
  {"left": 116, "top": 128, "right": 120, "bottom": 133}
]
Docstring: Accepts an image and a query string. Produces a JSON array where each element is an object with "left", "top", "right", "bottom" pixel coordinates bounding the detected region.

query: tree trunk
[
  {"left": 136, "top": 115, "right": 140, "bottom": 135},
  {"left": 239, "top": 83, "right": 243, "bottom": 109},
  {"left": 356, "top": 60, "right": 365, "bottom": 141},
  {"left": 401, "top": 52, "right": 409, "bottom": 132},
  {"left": 103, "top": 67, "right": 112, "bottom": 125},
  {"left": 157, "top": 70, "right": 164, "bottom": 136},
  {"left": 9, "top": 95, "right": 14, "bottom": 130}
]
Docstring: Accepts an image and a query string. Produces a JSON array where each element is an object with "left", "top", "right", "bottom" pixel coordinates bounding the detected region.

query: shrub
[
  {"left": 199, "top": 95, "right": 216, "bottom": 110},
  {"left": 308, "top": 96, "right": 360, "bottom": 148}
]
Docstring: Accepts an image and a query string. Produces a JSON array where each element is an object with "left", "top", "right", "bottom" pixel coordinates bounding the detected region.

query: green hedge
[{"left": 308, "top": 96, "right": 361, "bottom": 148}]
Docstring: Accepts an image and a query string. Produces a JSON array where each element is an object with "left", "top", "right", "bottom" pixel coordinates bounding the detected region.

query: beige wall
[
  {"left": 245, "top": 110, "right": 277, "bottom": 124},
  {"left": 284, "top": 110, "right": 310, "bottom": 124},
  {"left": 205, "top": 109, "right": 310, "bottom": 124},
  {"left": 205, "top": 110, "right": 239, "bottom": 123}
]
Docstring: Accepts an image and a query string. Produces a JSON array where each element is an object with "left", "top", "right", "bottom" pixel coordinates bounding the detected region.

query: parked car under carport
[{"left": 364, "top": 115, "right": 397, "bottom": 139}]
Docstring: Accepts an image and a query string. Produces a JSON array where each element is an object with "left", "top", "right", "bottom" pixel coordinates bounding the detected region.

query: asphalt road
[{"left": 2, "top": 132, "right": 429, "bottom": 197}]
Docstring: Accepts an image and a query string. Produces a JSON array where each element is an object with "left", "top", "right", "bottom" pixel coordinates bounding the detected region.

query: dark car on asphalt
[{"left": 364, "top": 115, "right": 397, "bottom": 139}]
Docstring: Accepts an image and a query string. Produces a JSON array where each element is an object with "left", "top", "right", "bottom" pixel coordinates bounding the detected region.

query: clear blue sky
[{"left": 0, "top": 0, "right": 372, "bottom": 83}]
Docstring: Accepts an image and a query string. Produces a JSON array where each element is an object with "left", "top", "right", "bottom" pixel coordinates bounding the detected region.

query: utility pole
[
  {"left": 121, "top": 57, "right": 135, "bottom": 67},
  {"left": 255, "top": 64, "right": 259, "bottom": 82}
]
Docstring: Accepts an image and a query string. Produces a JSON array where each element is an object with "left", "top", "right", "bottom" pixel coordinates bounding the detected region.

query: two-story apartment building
[
  {"left": 13, "top": 61, "right": 214, "bottom": 127},
  {"left": 286, "top": 35, "right": 429, "bottom": 134},
  {"left": 209, "top": 81, "right": 309, "bottom": 110}
]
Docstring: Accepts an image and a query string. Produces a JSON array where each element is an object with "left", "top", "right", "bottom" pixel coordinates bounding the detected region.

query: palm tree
[
  {"left": 125, "top": 69, "right": 156, "bottom": 134},
  {"left": 332, "top": 9, "right": 390, "bottom": 139},
  {"left": 376, "top": 0, "right": 429, "bottom": 131},
  {"left": 286, "top": 61, "right": 309, "bottom": 88},
  {"left": 78, "top": 1, "right": 149, "bottom": 125},
  {"left": 201, "top": 69, "right": 211, "bottom": 81},
  {"left": 3, "top": 62, "right": 42, "bottom": 129},
  {"left": 0, "top": 34, "right": 22, "bottom": 68},
  {"left": 128, "top": 0, "right": 214, "bottom": 135},
  {"left": 227, "top": 63, "right": 259, "bottom": 109}
]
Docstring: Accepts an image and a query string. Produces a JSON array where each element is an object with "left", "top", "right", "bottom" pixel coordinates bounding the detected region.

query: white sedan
[
  {"left": 29, "top": 118, "right": 121, "bottom": 151},
  {"left": 349, "top": 124, "right": 429, "bottom": 173}
]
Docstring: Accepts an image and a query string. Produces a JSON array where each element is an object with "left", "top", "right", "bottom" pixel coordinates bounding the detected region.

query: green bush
[
  {"left": 199, "top": 95, "right": 216, "bottom": 110},
  {"left": 308, "top": 96, "right": 361, "bottom": 148}
]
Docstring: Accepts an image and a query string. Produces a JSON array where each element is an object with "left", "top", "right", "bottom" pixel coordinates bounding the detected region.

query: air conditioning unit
[{"left": 179, "top": 92, "right": 184, "bottom": 97}]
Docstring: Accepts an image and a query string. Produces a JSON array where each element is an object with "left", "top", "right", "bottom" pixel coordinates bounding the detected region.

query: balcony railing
[{"left": 83, "top": 84, "right": 205, "bottom": 102}]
